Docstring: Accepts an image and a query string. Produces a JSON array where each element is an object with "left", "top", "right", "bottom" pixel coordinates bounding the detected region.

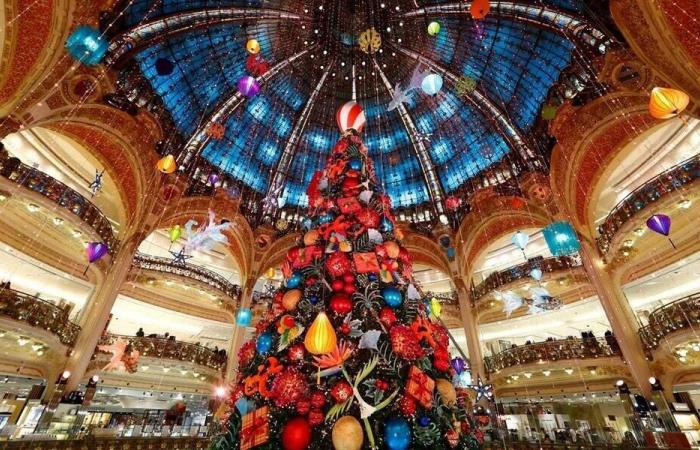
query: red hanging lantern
[{"left": 336, "top": 101, "right": 366, "bottom": 133}]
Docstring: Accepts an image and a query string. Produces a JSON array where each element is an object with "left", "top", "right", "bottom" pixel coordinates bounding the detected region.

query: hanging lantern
[
  {"left": 304, "top": 312, "right": 337, "bottom": 355},
  {"left": 358, "top": 28, "right": 382, "bottom": 54},
  {"left": 512, "top": 231, "right": 529, "bottom": 250},
  {"left": 471, "top": 0, "right": 491, "bottom": 19},
  {"left": 336, "top": 101, "right": 366, "bottom": 134},
  {"left": 646, "top": 214, "right": 676, "bottom": 249},
  {"left": 157, "top": 155, "right": 177, "bottom": 174},
  {"left": 65, "top": 26, "right": 108, "bottom": 65},
  {"left": 237, "top": 76, "right": 260, "bottom": 98},
  {"left": 649, "top": 87, "right": 689, "bottom": 120},
  {"left": 265, "top": 267, "right": 276, "bottom": 279},
  {"left": 236, "top": 308, "right": 253, "bottom": 326},
  {"left": 168, "top": 225, "right": 182, "bottom": 243},
  {"left": 542, "top": 221, "right": 581, "bottom": 257},
  {"left": 84, "top": 241, "right": 108, "bottom": 275},
  {"left": 207, "top": 173, "right": 221, "bottom": 185},
  {"left": 246, "top": 39, "right": 261, "bottom": 55},
  {"left": 421, "top": 73, "right": 443, "bottom": 96},
  {"left": 427, "top": 21, "right": 441, "bottom": 36},
  {"left": 530, "top": 268, "right": 543, "bottom": 282}
]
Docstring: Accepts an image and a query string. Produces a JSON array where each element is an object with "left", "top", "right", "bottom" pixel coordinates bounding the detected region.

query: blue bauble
[
  {"left": 380, "top": 217, "right": 394, "bottom": 232},
  {"left": 302, "top": 218, "right": 314, "bottom": 230},
  {"left": 418, "top": 415, "right": 430, "bottom": 427},
  {"left": 368, "top": 273, "right": 378, "bottom": 282},
  {"left": 286, "top": 272, "right": 303, "bottom": 289},
  {"left": 256, "top": 332, "right": 273, "bottom": 354},
  {"left": 384, "top": 417, "right": 411, "bottom": 450},
  {"left": 65, "top": 26, "right": 108, "bottom": 65},
  {"left": 308, "top": 295, "right": 320, "bottom": 305},
  {"left": 236, "top": 308, "right": 253, "bottom": 326},
  {"left": 348, "top": 158, "right": 362, "bottom": 171},
  {"left": 382, "top": 287, "right": 403, "bottom": 308},
  {"left": 319, "top": 212, "right": 335, "bottom": 224}
]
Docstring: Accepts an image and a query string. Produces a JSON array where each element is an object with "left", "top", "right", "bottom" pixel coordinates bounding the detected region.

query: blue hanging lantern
[
  {"left": 543, "top": 221, "right": 581, "bottom": 257},
  {"left": 512, "top": 231, "right": 529, "bottom": 250},
  {"left": 236, "top": 308, "right": 253, "bottom": 326},
  {"left": 65, "top": 26, "right": 108, "bottom": 65},
  {"left": 421, "top": 73, "right": 443, "bottom": 96}
]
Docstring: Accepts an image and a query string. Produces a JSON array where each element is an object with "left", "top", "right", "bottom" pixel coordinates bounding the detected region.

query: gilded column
[
  {"left": 454, "top": 277, "right": 486, "bottom": 381},
  {"left": 579, "top": 239, "right": 653, "bottom": 397},
  {"left": 225, "top": 277, "right": 255, "bottom": 382}
]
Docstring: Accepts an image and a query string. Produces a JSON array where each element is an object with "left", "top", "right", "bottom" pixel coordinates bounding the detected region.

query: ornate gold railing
[
  {"left": 597, "top": 153, "right": 700, "bottom": 255},
  {"left": 97, "top": 333, "right": 227, "bottom": 372},
  {"left": 471, "top": 255, "right": 583, "bottom": 301},
  {"left": 639, "top": 292, "right": 700, "bottom": 350},
  {"left": 1, "top": 436, "right": 210, "bottom": 449},
  {"left": 484, "top": 337, "right": 621, "bottom": 373},
  {"left": 133, "top": 252, "right": 241, "bottom": 302},
  {"left": 0, "top": 288, "right": 80, "bottom": 346},
  {"left": 0, "top": 151, "right": 117, "bottom": 250}
]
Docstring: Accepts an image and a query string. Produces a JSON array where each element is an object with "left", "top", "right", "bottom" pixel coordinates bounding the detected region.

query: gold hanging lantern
[
  {"left": 265, "top": 267, "right": 276, "bottom": 279},
  {"left": 157, "top": 155, "right": 177, "bottom": 174},
  {"left": 358, "top": 28, "right": 381, "bottom": 54},
  {"left": 649, "top": 87, "right": 689, "bottom": 120},
  {"left": 168, "top": 225, "right": 181, "bottom": 242},
  {"left": 304, "top": 312, "right": 337, "bottom": 355}
]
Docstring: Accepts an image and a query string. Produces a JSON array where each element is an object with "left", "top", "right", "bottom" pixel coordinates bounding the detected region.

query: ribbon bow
[{"left": 243, "top": 357, "right": 284, "bottom": 397}]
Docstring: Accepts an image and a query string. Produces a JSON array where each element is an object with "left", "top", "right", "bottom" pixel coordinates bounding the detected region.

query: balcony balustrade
[
  {"left": 597, "top": 153, "right": 700, "bottom": 255},
  {"left": 0, "top": 288, "right": 80, "bottom": 347},
  {"left": 1, "top": 436, "right": 210, "bottom": 449},
  {"left": 639, "top": 292, "right": 700, "bottom": 351},
  {"left": 97, "top": 334, "right": 227, "bottom": 372},
  {"left": 0, "top": 151, "right": 118, "bottom": 250},
  {"left": 471, "top": 255, "right": 583, "bottom": 301},
  {"left": 132, "top": 252, "right": 241, "bottom": 303},
  {"left": 484, "top": 337, "right": 621, "bottom": 374}
]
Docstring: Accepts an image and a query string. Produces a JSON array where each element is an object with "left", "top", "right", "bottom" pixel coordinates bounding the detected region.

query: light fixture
[
  {"left": 215, "top": 386, "right": 227, "bottom": 398},
  {"left": 542, "top": 370, "right": 551, "bottom": 377},
  {"left": 633, "top": 227, "right": 644, "bottom": 236},
  {"left": 91, "top": 375, "right": 100, "bottom": 383},
  {"left": 53, "top": 217, "right": 64, "bottom": 225},
  {"left": 162, "top": 367, "right": 171, "bottom": 373},
  {"left": 141, "top": 366, "right": 149, "bottom": 371},
  {"left": 17, "top": 338, "right": 28, "bottom": 346},
  {"left": 523, "top": 372, "right": 532, "bottom": 379},
  {"left": 61, "top": 370, "right": 71, "bottom": 380},
  {"left": 72, "top": 230, "right": 82, "bottom": 238},
  {"left": 564, "top": 368, "right": 574, "bottom": 375},
  {"left": 616, "top": 379, "right": 625, "bottom": 387},
  {"left": 678, "top": 199, "right": 692, "bottom": 209},
  {"left": 26, "top": 203, "right": 39, "bottom": 213}
]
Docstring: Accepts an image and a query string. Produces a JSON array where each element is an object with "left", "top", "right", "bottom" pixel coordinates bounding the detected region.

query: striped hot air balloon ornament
[{"left": 336, "top": 101, "right": 366, "bottom": 135}]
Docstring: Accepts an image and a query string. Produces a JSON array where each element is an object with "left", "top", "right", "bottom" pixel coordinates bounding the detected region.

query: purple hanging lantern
[
  {"left": 646, "top": 214, "right": 676, "bottom": 249},
  {"left": 208, "top": 173, "right": 220, "bottom": 185},
  {"left": 451, "top": 357, "right": 466, "bottom": 375},
  {"left": 85, "top": 242, "right": 108, "bottom": 274},
  {"left": 237, "top": 76, "right": 260, "bottom": 98}
]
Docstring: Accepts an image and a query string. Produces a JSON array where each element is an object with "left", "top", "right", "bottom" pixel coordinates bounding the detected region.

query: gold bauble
[
  {"left": 304, "top": 312, "right": 337, "bottom": 355},
  {"left": 384, "top": 241, "right": 400, "bottom": 259},
  {"left": 436, "top": 379, "right": 457, "bottom": 406},
  {"left": 303, "top": 230, "right": 319, "bottom": 246},
  {"left": 246, "top": 39, "right": 260, "bottom": 55},
  {"left": 332, "top": 415, "right": 364, "bottom": 450},
  {"left": 282, "top": 289, "right": 302, "bottom": 311}
]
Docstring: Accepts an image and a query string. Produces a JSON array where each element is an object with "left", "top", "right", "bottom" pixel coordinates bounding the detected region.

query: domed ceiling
[{"left": 108, "top": 0, "right": 608, "bottom": 215}]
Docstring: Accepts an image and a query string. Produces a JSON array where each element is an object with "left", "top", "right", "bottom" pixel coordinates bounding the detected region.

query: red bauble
[
  {"left": 379, "top": 307, "right": 397, "bottom": 327},
  {"left": 356, "top": 208, "right": 380, "bottom": 228},
  {"left": 288, "top": 343, "right": 306, "bottom": 363},
  {"left": 296, "top": 398, "right": 311, "bottom": 415},
  {"left": 343, "top": 273, "right": 356, "bottom": 284},
  {"left": 330, "top": 293, "right": 353, "bottom": 315},
  {"left": 330, "top": 380, "right": 353, "bottom": 403},
  {"left": 331, "top": 279, "right": 345, "bottom": 292},
  {"left": 390, "top": 325, "right": 426, "bottom": 360},
  {"left": 399, "top": 395, "right": 417, "bottom": 416},
  {"left": 308, "top": 408, "right": 324, "bottom": 427},
  {"left": 326, "top": 252, "right": 352, "bottom": 277},
  {"left": 281, "top": 417, "right": 312, "bottom": 450},
  {"left": 272, "top": 369, "right": 309, "bottom": 407},
  {"left": 342, "top": 283, "right": 356, "bottom": 295},
  {"left": 310, "top": 390, "right": 326, "bottom": 408}
]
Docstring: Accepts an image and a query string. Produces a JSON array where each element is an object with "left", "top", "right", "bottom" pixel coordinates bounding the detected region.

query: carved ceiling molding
[
  {"left": 611, "top": 0, "right": 700, "bottom": 103},
  {"left": 549, "top": 91, "right": 658, "bottom": 237}
]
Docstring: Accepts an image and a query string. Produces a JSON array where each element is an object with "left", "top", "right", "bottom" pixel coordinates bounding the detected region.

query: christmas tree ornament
[
  {"left": 281, "top": 417, "right": 312, "bottom": 450},
  {"left": 436, "top": 378, "right": 457, "bottom": 406},
  {"left": 332, "top": 416, "right": 364, "bottom": 450},
  {"left": 286, "top": 272, "right": 303, "bottom": 288},
  {"left": 246, "top": 38, "right": 261, "bottom": 54},
  {"left": 646, "top": 213, "right": 676, "bottom": 248},
  {"left": 240, "top": 406, "right": 270, "bottom": 450},
  {"left": 381, "top": 287, "right": 403, "bottom": 308},
  {"left": 308, "top": 408, "right": 324, "bottom": 426},
  {"left": 304, "top": 312, "right": 337, "bottom": 354},
  {"left": 406, "top": 366, "right": 435, "bottom": 408},
  {"left": 310, "top": 390, "right": 326, "bottom": 408},
  {"left": 303, "top": 230, "right": 319, "bottom": 246},
  {"left": 238, "top": 75, "right": 260, "bottom": 98},
  {"left": 336, "top": 101, "right": 366, "bottom": 133},
  {"left": 358, "top": 27, "right": 382, "bottom": 54},
  {"left": 272, "top": 369, "right": 308, "bottom": 407},
  {"left": 157, "top": 155, "right": 177, "bottom": 174},
  {"left": 236, "top": 308, "right": 253, "bottom": 326},
  {"left": 649, "top": 87, "right": 689, "bottom": 119},
  {"left": 427, "top": 21, "right": 441, "bottom": 36},
  {"left": 65, "top": 26, "right": 108, "bottom": 65},
  {"left": 288, "top": 343, "right": 305, "bottom": 362},
  {"left": 421, "top": 73, "right": 443, "bottom": 96},
  {"left": 451, "top": 357, "right": 466, "bottom": 375},
  {"left": 256, "top": 332, "right": 273, "bottom": 354},
  {"left": 471, "top": 0, "right": 491, "bottom": 19},
  {"left": 384, "top": 417, "right": 412, "bottom": 450},
  {"left": 330, "top": 293, "right": 353, "bottom": 315},
  {"left": 282, "top": 289, "right": 302, "bottom": 311},
  {"left": 330, "top": 380, "right": 353, "bottom": 403},
  {"left": 542, "top": 221, "right": 581, "bottom": 256}
]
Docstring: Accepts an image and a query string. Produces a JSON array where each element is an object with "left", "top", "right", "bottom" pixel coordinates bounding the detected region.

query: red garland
[{"left": 237, "top": 341, "right": 256, "bottom": 368}]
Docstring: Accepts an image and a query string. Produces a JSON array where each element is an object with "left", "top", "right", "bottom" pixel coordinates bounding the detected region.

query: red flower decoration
[
  {"left": 310, "top": 390, "right": 326, "bottom": 409},
  {"left": 308, "top": 409, "right": 324, "bottom": 427},
  {"left": 326, "top": 252, "right": 352, "bottom": 277},
  {"left": 271, "top": 369, "right": 308, "bottom": 407},
  {"left": 379, "top": 307, "right": 397, "bottom": 327},
  {"left": 390, "top": 325, "right": 426, "bottom": 360},
  {"left": 288, "top": 343, "right": 305, "bottom": 363}
]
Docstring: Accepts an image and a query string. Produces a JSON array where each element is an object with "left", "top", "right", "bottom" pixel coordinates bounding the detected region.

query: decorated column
[
  {"left": 227, "top": 278, "right": 256, "bottom": 381},
  {"left": 454, "top": 278, "right": 485, "bottom": 382}
]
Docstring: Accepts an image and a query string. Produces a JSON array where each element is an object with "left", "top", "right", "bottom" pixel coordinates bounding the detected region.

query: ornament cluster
[{"left": 212, "top": 131, "right": 489, "bottom": 450}]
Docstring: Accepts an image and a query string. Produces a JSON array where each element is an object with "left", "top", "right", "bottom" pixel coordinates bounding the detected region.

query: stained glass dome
[{"left": 107, "top": 0, "right": 609, "bottom": 215}]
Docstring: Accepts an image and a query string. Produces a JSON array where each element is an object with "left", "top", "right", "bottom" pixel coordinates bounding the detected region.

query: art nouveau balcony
[
  {"left": 88, "top": 334, "right": 226, "bottom": 393},
  {"left": 639, "top": 292, "right": 700, "bottom": 359},
  {"left": 484, "top": 337, "right": 628, "bottom": 396},
  {"left": 596, "top": 153, "right": 700, "bottom": 259}
]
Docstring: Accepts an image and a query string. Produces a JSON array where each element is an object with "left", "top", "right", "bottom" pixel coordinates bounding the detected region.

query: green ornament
[{"left": 427, "top": 21, "right": 441, "bottom": 36}]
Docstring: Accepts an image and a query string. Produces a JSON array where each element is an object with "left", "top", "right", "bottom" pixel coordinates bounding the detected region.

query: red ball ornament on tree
[
  {"left": 281, "top": 417, "right": 312, "bottom": 450},
  {"left": 343, "top": 273, "right": 355, "bottom": 284},
  {"left": 331, "top": 279, "right": 345, "bottom": 292},
  {"left": 310, "top": 390, "right": 326, "bottom": 409},
  {"left": 296, "top": 398, "right": 311, "bottom": 415},
  {"left": 272, "top": 369, "right": 309, "bottom": 407},
  {"left": 330, "top": 380, "right": 353, "bottom": 403},
  {"left": 330, "top": 293, "right": 353, "bottom": 315},
  {"left": 288, "top": 343, "right": 306, "bottom": 363},
  {"left": 308, "top": 408, "right": 324, "bottom": 427},
  {"left": 379, "top": 307, "right": 397, "bottom": 327}
]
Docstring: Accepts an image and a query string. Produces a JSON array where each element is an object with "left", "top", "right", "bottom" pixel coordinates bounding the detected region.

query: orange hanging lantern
[
  {"left": 649, "top": 87, "right": 689, "bottom": 120},
  {"left": 157, "top": 155, "right": 177, "bottom": 174},
  {"left": 471, "top": 0, "right": 491, "bottom": 19},
  {"left": 304, "top": 312, "right": 337, "bottom": 355}
]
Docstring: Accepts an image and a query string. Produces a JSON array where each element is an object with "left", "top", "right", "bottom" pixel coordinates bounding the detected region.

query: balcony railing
[
  {"left": 639, "top": 292, "right": 700, "bottom": 350},
  {"left": 0, "top": 151, "right": 118, "bottom": 250},
  {"left": 471, "top": 255, "right": 583, "bottom": 301},
  {"left": 133, "top": 252, "right": 241, "bottom": 302},
  {"left": 98, "top": 334, "right": 227, "bottom": 372},
  {"left": 1, "top": 436, "right": 210, "bottom": 449},
  {"left": 0, "top": 288, "right": 80, "bottom": 346},
  {"left": 484, "top": 337, "right": 621, "bottom": 373},
  {"left": 597, "top": 153, "right": 700, "bottom": 254}
]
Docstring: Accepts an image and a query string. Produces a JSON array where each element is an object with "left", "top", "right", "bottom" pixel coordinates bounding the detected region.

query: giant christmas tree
[{"left": 212, "top": 103, "right": 487, "bottom": 450}]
